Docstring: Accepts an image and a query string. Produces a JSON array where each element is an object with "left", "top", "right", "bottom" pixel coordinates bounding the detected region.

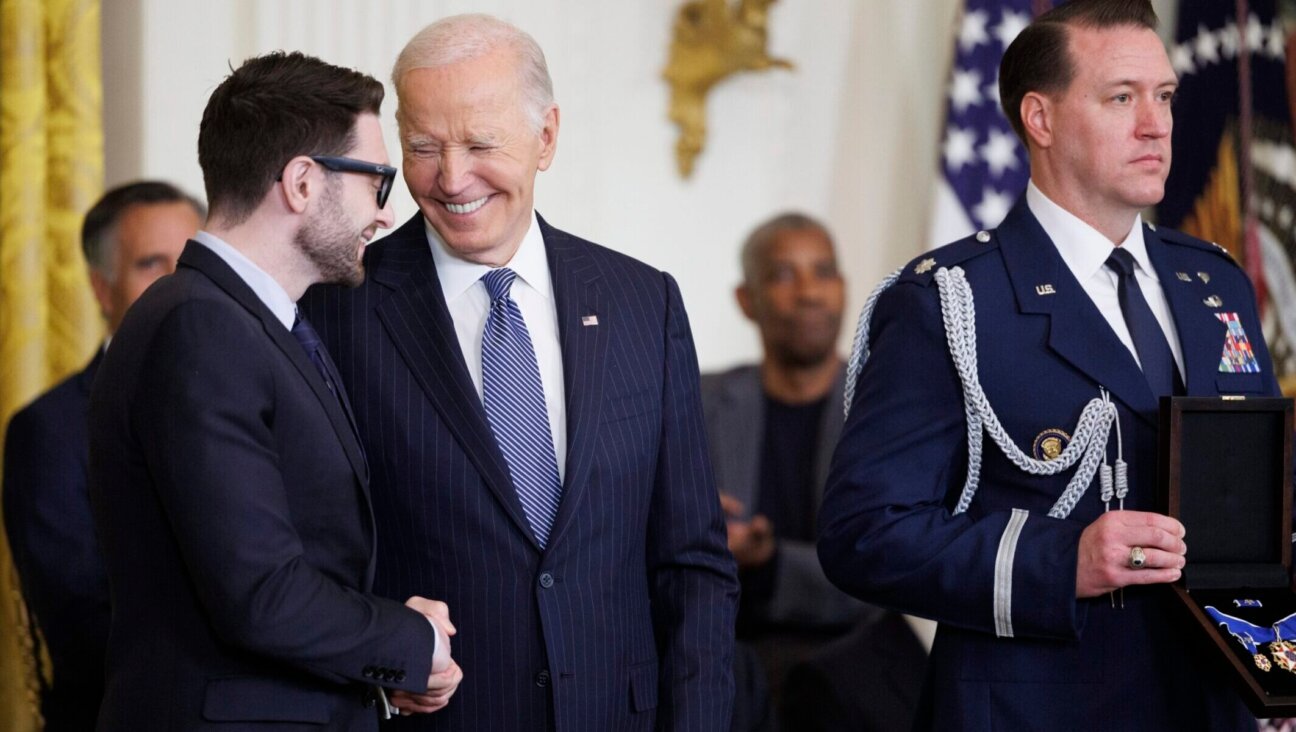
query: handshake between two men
[{"left": 391, "top": 597, "right": 465, "bottom": 716}]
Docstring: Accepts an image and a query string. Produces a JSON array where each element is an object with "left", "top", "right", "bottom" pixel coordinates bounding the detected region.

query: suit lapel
[
  {"left": 177, "top": 242, "right": 371, "bottom": 483},
  {"left": 540, "top": 217, "right": 608, "bottom": 551},
  {"left": 997, "top": 201, "right": 1158, "bottom": 425},
  {"left": 1144, "top": 228, "right": 1224, "bottom": 395},
  {"left": 371, "top": 218, "right": 540, "bottom": 550}
]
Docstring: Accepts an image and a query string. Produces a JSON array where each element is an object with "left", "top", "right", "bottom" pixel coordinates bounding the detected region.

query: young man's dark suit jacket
[
  {"left": 88, "top": 242, "right": 436, "bottom": 731},
  {"left": 299, "top": 213, "right": 739, "bottom": 731},
  {"left": 4, "top": 351, "right": 108, "bottom": 732}
]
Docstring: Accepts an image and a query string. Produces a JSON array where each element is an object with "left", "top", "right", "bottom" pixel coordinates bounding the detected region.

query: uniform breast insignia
[
  {"left": 1176, "top": 272, "right": 1192, "bottom": 282},
  {"left": 1216, "top": 312, "right": 1261, "bottom": 373},
  {"left": 1035, "top": 284, "right": 1056, "bottom": 296},
  {"left": 914, "top": 258, "right": 936, "bottom": 275},
  {"left": 1203, "top": 295, "right": 1223, "bottom": 308},
  {"left": 1198, "top": 271, "right": 1211, "bottom": 284},
  {"left": 1032, "top": 428, "right": 1071, "bottom": 461}
]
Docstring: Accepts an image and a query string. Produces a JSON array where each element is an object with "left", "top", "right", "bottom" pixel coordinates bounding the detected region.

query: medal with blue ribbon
[
  {"left": 1270, "top": 611, "right": 1296, "bottom": 673},
  {"left": 1205, "top": 606, "right": 1275, "bottom": 672}
]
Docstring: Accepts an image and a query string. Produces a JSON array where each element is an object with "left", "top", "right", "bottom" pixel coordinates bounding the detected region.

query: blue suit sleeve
[{"left": 648, "top": 272, "right": 740, "bottom": 730}]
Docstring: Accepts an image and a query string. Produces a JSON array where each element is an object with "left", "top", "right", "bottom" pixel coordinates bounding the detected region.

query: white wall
[{"left": 102, "top": 1, "right": 962, "bottom": 371}]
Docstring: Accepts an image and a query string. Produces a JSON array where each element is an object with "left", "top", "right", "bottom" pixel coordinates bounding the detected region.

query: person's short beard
[{"left": 294, "top": 179, "right": 365, "bottom": 288}]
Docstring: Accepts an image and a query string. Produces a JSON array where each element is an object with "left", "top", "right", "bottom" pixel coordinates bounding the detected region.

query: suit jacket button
[
  {"left": 539, "top": 572, "right": 554, "bottom": 589},
  {"left": 395, "top": 670, "right": 406, "bottom": 683},
  {"left": 535, "top": 669, "right": 551, "bottom": 687}
]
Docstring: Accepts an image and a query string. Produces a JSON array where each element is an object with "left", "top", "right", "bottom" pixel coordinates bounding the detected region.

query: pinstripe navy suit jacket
[{"left": 300, "top": 213, "right": 739, "bottom": 731}]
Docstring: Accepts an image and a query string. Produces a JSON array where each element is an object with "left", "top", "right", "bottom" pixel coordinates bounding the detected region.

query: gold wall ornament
[{"left": 662, "top": 0, "right": 793, "bottom": 178}]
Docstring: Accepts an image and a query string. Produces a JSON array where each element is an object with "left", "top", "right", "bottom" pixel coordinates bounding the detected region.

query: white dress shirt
[
  {"left": 1026, "top": 182, "right": 1186, "bottom": 380},
  {"left": 193, "top": 231, "right": 296, "bottom": 330},
  {"left": 426, "top": 212, "right": 568, "bottom": 482}
]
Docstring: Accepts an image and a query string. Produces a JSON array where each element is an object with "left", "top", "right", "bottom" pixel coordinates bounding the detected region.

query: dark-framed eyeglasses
[{"left": 310, "top": 155, "right": 397, "bottom": 208}]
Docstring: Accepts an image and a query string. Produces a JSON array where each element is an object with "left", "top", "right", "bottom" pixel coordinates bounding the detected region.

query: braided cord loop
[{"left": 843, "top": 265, "right": 1119, "bottom": 519}]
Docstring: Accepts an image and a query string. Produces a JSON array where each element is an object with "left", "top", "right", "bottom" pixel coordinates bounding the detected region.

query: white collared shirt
[
  {"left": 426, "top": 212, "right": 567, "bottom": 481},
  {"left": 192, "top": 230, "right": 296, "bottom": 331},
  {"left": 1026, "top": 182, "right": 1185, "bottom": 379}
]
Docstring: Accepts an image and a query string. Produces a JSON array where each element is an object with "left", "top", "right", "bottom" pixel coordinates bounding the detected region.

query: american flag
[{"left": 929, "top": 0, "right": 1045, "bottom": 248}]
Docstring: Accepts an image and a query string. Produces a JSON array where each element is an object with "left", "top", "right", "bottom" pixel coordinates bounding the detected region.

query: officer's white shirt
[{"left": 1026, "top": 181, "right": 1186, "bottom": 380}]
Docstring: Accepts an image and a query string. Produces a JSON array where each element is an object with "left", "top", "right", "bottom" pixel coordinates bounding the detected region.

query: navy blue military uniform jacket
[{"left": 819, "top": 199, "right": 1265, "bottom": 730}]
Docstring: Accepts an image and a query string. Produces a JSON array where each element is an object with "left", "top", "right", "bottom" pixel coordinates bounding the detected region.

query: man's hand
[
  {"left": 389, "top": 661, "right": 463, "bottom": 715},
  {"left": 1075, "top": 510, "right": 1186, "bottom": 598},
  {"left": 388, "top": 596, "right": 463, "bottom": 715},
  {"left": 720, "top": 493, "right": 775, "bottom": 569},
  {"left": 405, "top": 596, "right": 455, "bottom": 672}
]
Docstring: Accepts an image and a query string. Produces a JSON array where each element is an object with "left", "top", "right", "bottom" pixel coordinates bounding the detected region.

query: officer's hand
[{"left": 1075, "top": 510, "right": 1186, "bottom": 598}]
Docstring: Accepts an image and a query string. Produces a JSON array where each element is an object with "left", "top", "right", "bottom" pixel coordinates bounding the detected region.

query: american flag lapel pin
[{"left": 581, "top": 315, "right": 599, "bottom": 327}]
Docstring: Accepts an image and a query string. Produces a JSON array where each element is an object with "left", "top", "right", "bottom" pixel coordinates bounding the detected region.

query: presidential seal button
[
  {"left": 914, "top": 257, "right": 936, "bottom": 275},
  {"left": 1204, "top": 295, "right": 1223, "bottom": 308},
  {"left": 975, "top": 230, "right": 991, "bottom": 243},
  {"left": 1032, "top": 428, "right": 1071, "bottom": 461}
]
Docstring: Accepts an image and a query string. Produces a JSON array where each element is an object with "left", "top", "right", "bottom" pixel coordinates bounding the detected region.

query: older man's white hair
[{"left": 393, "top": 13, "right": 555, "bottom": 133}]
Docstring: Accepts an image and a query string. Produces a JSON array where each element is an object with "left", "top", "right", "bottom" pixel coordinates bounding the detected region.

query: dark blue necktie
[
  {"left": 1105, "top": 247, "right": 1184, "bottom": 397},
  {"left": 291, "top": 313, "right": 336, "bottom": 395},
  {"left": 292, "top": 312, "right": 366, "bottom": 463},
  {"left": 480, "top": 268, "right": 562, "bottom": 547}
]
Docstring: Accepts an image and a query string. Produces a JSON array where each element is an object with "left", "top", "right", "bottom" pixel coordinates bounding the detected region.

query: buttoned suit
[
  {"left": 3, "top": 352, "right": 108, "bottom": 731},
  {"left": 819, "top": 199, "right": 1264, "bottom": 730},
  {"left": 299, "top": 213, "right": 738, "bottom": 731},
  {"left": 88, "top": 242, "right": 436, "bottom": 731}
]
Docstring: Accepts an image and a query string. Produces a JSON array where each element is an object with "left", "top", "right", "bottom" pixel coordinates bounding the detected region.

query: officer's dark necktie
[
  {"left": 480, "top": 267, "right": 562, "bottom": 548},
  {"left": 1104, "top": 247, "right": 1184, "bottom": 396}
]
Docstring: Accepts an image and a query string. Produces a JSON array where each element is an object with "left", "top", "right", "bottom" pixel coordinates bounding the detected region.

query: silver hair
[{"left": 392, "top": 13, "right": 554, "bottom": 132}]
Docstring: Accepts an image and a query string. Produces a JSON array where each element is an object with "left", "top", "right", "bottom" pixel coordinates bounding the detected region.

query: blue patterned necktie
[
  {"left": 1105, "top": 248, "right": 1184, "bottom": 397},
  {"left": 480, "top": 268, "right": 562, "bottom": 547}
]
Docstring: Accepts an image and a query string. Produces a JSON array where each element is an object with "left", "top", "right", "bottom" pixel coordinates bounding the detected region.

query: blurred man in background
[
  {"left": 3, "top": 180, "right": 203, "bottom": 731},
  {"left": 701, "top": 213, "right": 870, "bottom": 712}
]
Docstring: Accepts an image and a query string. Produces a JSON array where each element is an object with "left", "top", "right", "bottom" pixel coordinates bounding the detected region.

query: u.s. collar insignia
[
  {"left": 1032, "top": 428, "right": 1071, "bottom": 461},
  {"left": 914, "top": 258, "right": 936, "bottom": 275}
]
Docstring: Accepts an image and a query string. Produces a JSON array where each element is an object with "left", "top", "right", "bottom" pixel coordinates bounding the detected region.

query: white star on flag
[
  {"left": 993, "top": 10, "right": 1030, "bottom": 49},
  {"left": 959, "top": 10, "right": 990, "bottom": 52},
  {"left": 980, "top": 129, "right": 1021, "bottom": 178},
  {"left": 973, "top": 188, "right": 1015, "bottom": 229},
  {"left": 944, "top": 126, "right": 978, "bottom": 173},
  {"left": 949, "top": 68, "right": 984, "bottom": 113},
  {"left": 1195, "top": 25, "right": 1220, "bottom": 66},
  {"left": 1170, "top": 43, "right": 1196, "bottom": 75}
]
